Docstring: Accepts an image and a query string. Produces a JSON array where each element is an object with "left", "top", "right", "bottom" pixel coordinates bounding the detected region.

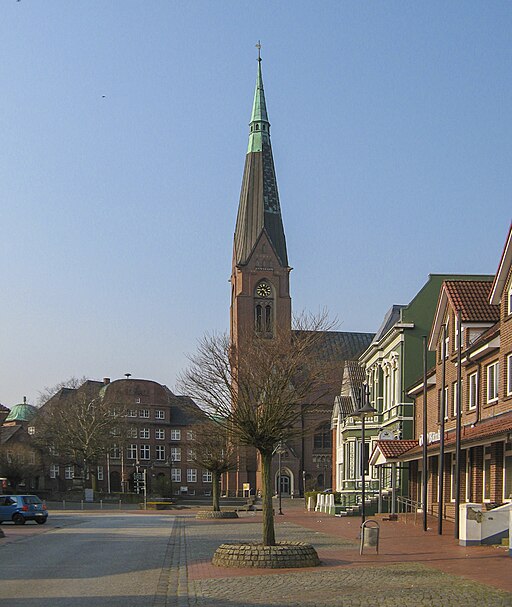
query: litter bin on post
[{"left": 360, "top": 519, "right": 380, "bottom": 555}]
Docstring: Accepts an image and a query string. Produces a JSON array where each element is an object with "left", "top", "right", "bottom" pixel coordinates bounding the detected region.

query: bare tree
[
  {"left": 179, "top": 312, "right": 334, "bottom": 546},
  {"left": 0, "top": 443, "right": 41, "bottom": 492},
  {"left": 189, "top": 422, "right": 237, "bottom": 512},
  {"left": 34, "top": 381, "right": 129, "bottom": 490}
]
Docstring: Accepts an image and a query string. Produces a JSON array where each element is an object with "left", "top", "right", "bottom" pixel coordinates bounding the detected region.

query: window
[
  {"left": 135, "top": 397, "right": 141, "bottom": 404},
  {"left": 187, "top": 469, "right": 197, "bottom": 483},
  {"left": 186, "top": 430, "right": 194, "bottom": 441},
  {"left": 65, "top": 466, "right": 74, "bottom": 480},
  {"left": 129, "top": 427, "right": 138, "bottom": 438},
  {"left": 444, "top": 320, "right": 449, "bottom": 359},
  {"left": 171, "top": 429, "right": 181, "bottom": 441},
  {"left": 50, "top": 464, "right": 59, "bottom": 479},
  {"left": 265, "top": 304, "right": 272, "bottom": 332},
  {"left": 139, "top": 428, "right": 150, "bottom": 439},
  {"left": 202, "top": 470, "right": 212, "bottom": 482},
  {"left": 127, "top": 444, "right": 137, "bottom": 460},
  {"left": 28, "top": 426, "right": 35, "bottom": 435},
  {"left": 97, "top": 466, "right": 104, "bottom": 481},
  {"left": 171, "top": 468, "right": 181, "bottom": 482},
  {"left": 314, "top": 424, "right": 331, "bottom": 450},
  {"left": 486, "top": 361, "right": 499, "bottom": 403},
  {"left": 155, "top": 429, "right": 165, "bottom": 440},
  {"left": 504, "top": 443, "right": 512, "bottom": 501},
  {"left": 187, "top": 449, "right": 194, "bottom": 462},
  {"left": 139, "top": 409, "right": 150, "bottom": 418},
  {"left": 255, "top": 304, "right": 262, "bottom": 332},
  {"left": 170, "top": 447, "right": 181, "bottom": 462},
  {"left": 452, "top": 382, "right": 458, "bottom": 417},
  {"left": 111, "top": 444, "right": 120, "bottom": 459},
  {"left": 140, "top": 445, "right": 150, "bottom": 460},
  {"left": 155, "top": 410, "right": 165, "bottom": 420},
  {"left": 155, "top": 445, "right": 165, "bottom": 461},
  {"left": 507, "top": 354, "right": 512, "bottom": 396},
  {"left": 508, "top": 283, "right": 512, "bottom": 316},
  {"left": 438, "top": 387, "right": 448, "bottom": 421},
  {"left": 483, "top": 447, "right": 491, "bottom": 501},
  {"left": 127, "top": 410, "right": 137, "bottom": 418},
  {"left": 468, "top": 372, "right": 478, "bottom": 411}
]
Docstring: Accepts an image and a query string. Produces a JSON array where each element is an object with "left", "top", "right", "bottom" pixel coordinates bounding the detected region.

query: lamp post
[{"left": 353, "top": 385, "right": 376, "bottom": 524}]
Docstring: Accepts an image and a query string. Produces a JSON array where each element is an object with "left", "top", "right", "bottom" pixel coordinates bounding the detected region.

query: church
[{"left": 226, "top": 51, "right": 374, "bottom": 497}]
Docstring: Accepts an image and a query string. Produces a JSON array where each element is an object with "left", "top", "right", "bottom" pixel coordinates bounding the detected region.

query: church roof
[
  {"left": 294, "top": 330, "right": 375, "bottom": 363},
  {"left": 233, "top": 55, "right": 288, "bottom": 267}
]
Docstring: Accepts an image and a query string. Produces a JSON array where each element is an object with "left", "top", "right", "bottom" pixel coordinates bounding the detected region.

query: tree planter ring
[
  {"left": 212, "top": 541, "right": 320, "bottom": 568},
  {"left": 196, "top": 510, "right": 239, "bottom": 520}
]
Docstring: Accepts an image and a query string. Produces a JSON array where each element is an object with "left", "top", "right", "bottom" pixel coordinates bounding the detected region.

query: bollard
[
  {"left": 360, "top": 519, "right": 380, "bottom": 555},
  {"left": 81, "top": 500, "right": 84, "bottom": 510},
  {"left": 119, "top": 499, "right": 122, "bottom": 510},
  {"left": 100, "top": 500, "right": 103, "bottom": 510},
  {"left": 63, "top": 500, "right": 66, "bottom": 510}
]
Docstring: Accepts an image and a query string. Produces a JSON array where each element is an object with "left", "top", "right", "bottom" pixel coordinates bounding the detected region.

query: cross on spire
[{"left": 256, "top": 40, "right": 262, "bottom": 62}]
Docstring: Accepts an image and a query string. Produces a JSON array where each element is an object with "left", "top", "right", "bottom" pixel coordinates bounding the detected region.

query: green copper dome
[{"left": 5, "top": 400, "right": 37, "bottom": 423}]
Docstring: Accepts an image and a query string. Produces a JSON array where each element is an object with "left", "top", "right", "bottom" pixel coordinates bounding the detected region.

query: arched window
[
  {"left": 255, "top": 305, "right": 262, "bottom": 332},
  {"left": 255, "top": 123, "right": 259, "bottom": 130},
  {"left": 265, "top": 305, "right": 272, "bottom": 332}
]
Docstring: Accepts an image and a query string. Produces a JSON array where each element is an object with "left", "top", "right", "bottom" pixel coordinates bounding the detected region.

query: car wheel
[
  {"left": 35, "top": 518, "right": 47, "bottom": 525},
  {"left": 12, "top": 514, "right": 26, "bottom": 525}
]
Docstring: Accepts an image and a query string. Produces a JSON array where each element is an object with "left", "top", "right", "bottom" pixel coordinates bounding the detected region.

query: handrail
[{"left": 397, "top": 496, "right": 422, "bottom": 524}]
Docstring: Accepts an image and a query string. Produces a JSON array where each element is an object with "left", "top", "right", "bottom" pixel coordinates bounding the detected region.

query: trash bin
[{"left": 360, "top": 519, "right": 380, "bottom": 555}]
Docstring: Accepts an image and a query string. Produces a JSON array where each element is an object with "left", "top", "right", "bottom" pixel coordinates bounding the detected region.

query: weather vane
[{"left": 256, "top": 40, "right": 262, "bottom": 62}]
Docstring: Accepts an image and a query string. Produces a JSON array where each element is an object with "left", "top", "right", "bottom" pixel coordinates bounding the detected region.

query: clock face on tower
[{"left": 256, "top": 282, "right": 272, "bottom": 298}]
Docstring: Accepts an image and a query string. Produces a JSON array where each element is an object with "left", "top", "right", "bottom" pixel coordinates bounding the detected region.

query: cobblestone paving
[
  {"left": 183, "top": 517, "right": 512, "bottom": 607},
  {"left": 192, "top": 564, "right": 512, "bottom": 607}
]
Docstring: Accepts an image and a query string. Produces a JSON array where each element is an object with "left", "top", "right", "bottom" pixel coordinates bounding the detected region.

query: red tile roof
[
  {"left": 444, "top": 280, "right": 499, "bottom": 323},
  {"left": 404, "top": 412, "right": 512, "bottom": 459},
  {"left": 375, "top": 440, "right": 418, "bottom": 459}
]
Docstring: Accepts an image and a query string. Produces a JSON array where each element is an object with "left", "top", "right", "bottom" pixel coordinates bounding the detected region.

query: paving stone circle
[
  {"left": 195, "top": 510, "right": 239, "bottom": 520},
  {"left": 211, "top": 540, "right": 320, "bottom": 568}
]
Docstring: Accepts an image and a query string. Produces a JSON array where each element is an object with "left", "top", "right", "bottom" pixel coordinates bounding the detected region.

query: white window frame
[
  {"left": 139, "top": 409, "right": 150, "bottom": 418},
  {"left": 50, "top": 464, "right": 59, "bottom": 479},
  {"left": 483, "top": 447, "right": 491, "bottom": 502},
  {"left": 171, "top": 468, "right": 181, "bottom": 482},
  {"left": 140, "top": 445, "right": 150, "bottom": 460},
  {"left": 504, "top": 442, "right": 512, "bottom": 501},
  {"left": 170, "top": 429, "right": 181, "bottom": 441},
  {"left": 170, "top": 447, "right": 181, "bottom": 462},
  {"left": 111, "top": 444, "right": 120, "bottom": 459},
  {"left": 65, "top": 466, "right": 74, "bottom": 480},
  {"left": 155, "top": 429, "right": 165, "bottom": 440},
  {"left": 187, "top": 449, "right": 194, "bottom": 462},
  {"left": 97, "top": 466, "right": 104, "bottom": 481},
  {"left": 486, "top": 361, "right": 499, "bottom": 403},
  {"left": 452, "top": 382, "right": 458, "bottom": 417},
  {"left": 155, "top": 445, "right": 165, "bottom": 461},
  {"left": 127, "top": 444, "right": 137, "bottom": 460},
  {"left": 202, "top": 470, "right": 212, "bottom": 483},
  {"left": 187, "top": 468, "right": 197, "bottom": 483},
  {"left": 507, "top": 353, "right": 512, "bottom": 397},
  {"left": 127, "top": 410, "right": 137, "bottom": 418},
  {"left": 468, "top": 372, "right": 478, "bottom": 411},
  {"left": 139, "top": 428, "right": 150, "bottom": 439},
  {"left": 155, "top": 409, "right": 165, "bottom": 420},
  {"left": 508, "top": 283, "right": 512, "bottom": 316}
]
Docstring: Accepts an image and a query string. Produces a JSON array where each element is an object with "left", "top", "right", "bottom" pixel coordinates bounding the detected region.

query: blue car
[{"left": 0, "top": 495, "right": 48, "bottom": 525}]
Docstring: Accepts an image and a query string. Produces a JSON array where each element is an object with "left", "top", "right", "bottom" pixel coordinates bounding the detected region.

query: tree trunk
[
  {"left": 212, "top": 470, "right": 221, "bottom": 512},
  {"left": 260, "top": 450, "right": 276, "bottom": 546}
]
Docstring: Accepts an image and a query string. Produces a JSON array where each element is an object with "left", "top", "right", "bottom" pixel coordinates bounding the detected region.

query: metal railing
[{"left": 397, "top": 496, "right": 422, "bottom": 524}]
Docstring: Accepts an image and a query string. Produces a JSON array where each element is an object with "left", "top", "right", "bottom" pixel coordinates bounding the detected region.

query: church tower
[{"left": 231, "top": 50, "right": 291, "bottom": 353}]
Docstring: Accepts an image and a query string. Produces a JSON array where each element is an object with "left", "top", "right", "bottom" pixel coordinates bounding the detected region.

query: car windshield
[{"left": 22, "top": 496, "right": 42, "bottom": 505}]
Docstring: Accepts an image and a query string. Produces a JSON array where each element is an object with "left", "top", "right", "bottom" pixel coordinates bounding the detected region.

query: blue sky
[{"left": 1, "top": 2, "right": 511, "bottom": 406}]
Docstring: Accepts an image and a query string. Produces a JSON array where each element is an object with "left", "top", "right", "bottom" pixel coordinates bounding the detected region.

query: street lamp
[
  {"left": 275, "top": 441, "right": 285, "bottom": 515},
  {"left": 353, "top": 385, "right": 376, "bottom": 524}
]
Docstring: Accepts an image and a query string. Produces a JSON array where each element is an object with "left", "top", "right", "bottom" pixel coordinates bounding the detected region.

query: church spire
[{"left": 233, "top": 48, "right": 288, "bottom": 267}]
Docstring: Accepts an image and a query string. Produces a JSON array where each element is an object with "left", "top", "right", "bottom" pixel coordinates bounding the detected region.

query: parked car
[{"left": 0, "top": 495, "right": 48, "bottom": 525}]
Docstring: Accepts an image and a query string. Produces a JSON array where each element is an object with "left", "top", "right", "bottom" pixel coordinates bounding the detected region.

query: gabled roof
[
  {"left": 490, "top": 222, "right": 512, "bottom": 305},
  {"left": 429, "top": 279, "right": 497, "bottom": 350},
  {"left": 370, "top": 439, "right": 418, "bottom": 466},
  {"left": 332, "top": 360, "right": 366, "bottom": 424},
  {"left": 0, "top": 404, "right": 9, "bottom": 413},
  {"left": 164, "top": 387, "right": 207, "bottom": 426},
  {"left": 371, "top": 305, "right": 406, "bottom": 344},
  {"left": 0, "top": 425, "right": 22, "bottom": 444}
]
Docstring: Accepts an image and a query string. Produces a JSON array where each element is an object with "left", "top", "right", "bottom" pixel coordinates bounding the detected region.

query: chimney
[{"left": 103, "top": 377, "right": 110, "bottom": 385}]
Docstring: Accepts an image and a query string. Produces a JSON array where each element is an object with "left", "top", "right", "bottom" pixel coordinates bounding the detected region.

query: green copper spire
[
  {"left": 247, "top": 46, "right": 270, "bottom": 153},
  {"left": 233, "top": 47, "right": 288, "bottom": 267}
]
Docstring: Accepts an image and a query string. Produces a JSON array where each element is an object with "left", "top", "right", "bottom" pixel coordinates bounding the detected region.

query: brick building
[
  {"left": 387, "top": 223, "right": 512, "bottom": 520},
  {"left": 37, "top": 377, "right": 212, "bottom": 497}
]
